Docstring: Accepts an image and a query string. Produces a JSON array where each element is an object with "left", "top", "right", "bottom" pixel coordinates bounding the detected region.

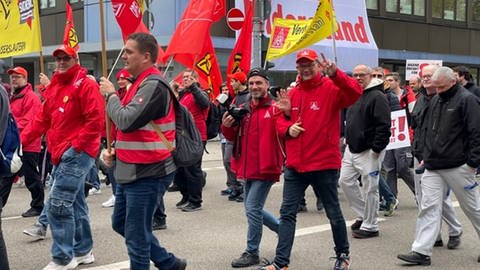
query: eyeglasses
[
  {"left": 422, "top": 74, "right": 432, "bottom": 80},
  {"left": 352, "top": 73, "right": 368, "bottom": 78},
  {"left": 10, "top": 75, "right": 24, "bottom": 79},
  {"left": 371, "top": 74, "right": 383, "bottom": 78},
  {"left": 296, "top": 62, "right": 316, "bottom": 69},
  {"left": 55, "top": 56, "right": 72, "bottom": 62}
]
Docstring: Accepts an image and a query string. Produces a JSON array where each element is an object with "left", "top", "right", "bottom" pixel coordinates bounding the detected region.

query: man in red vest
[{"left": 100, "top": 32, "right": 186, "bottom": 270}]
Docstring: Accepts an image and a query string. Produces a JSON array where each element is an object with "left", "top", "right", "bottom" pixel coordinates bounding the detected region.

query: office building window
[
  {"left": 474, "top": 0, "right": 480, "bottom": 21},
  {"left": 40, "top": 0, "right": 56, "bottom": 9},
  {"left": 366, "top": 0, "right": 378, "bottom": 9},
  {"left": 432, "top": 0, "right": 466, "bottom": 21},
  {"left": 386, "top": 0, "right": 425, "bottom": 15}
]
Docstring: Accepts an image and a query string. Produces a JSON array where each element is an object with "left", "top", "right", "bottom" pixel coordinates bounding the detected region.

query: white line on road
[{"left": 83, "top": 261, "right": 130, "bottom": 270}]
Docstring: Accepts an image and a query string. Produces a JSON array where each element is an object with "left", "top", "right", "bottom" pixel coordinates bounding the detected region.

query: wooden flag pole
[
  {"left": 99, "top": 0, "right": 112, "bottom": 153},
  {"left": 330, "top": 0, "right": 338, "bottom": 65},
  {"left": 107, "top": 47, "right": 125, "bottom": 80}
]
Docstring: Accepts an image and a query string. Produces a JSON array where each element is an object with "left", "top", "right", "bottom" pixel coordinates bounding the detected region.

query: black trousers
[
  {"left": 0, "top": 201, "right": 10, "bottom": 269},
  {"left": 175, "top": 142, "right": 205, "bottom": 206},
  {"left": 0, "top": 152, "right": 44, "bottom": 210}
]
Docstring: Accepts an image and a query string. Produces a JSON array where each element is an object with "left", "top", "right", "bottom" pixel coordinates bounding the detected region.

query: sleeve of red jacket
[
  {"left": 21, "top": 102, "right": 50, "bottom": 148},
  {"left": 221, "top": 123, "right": 238, "bottom": 142},
  {"left": 71, "top": 80, "right": 105, "bottom": 152},
  {"left": 331, "top": 69, "right": 363, "bottom": 109}
]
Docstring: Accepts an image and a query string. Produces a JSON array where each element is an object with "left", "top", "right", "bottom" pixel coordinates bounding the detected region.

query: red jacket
[
  {"left": 222, "top": 96, "right": 284, "bottom": 181},
  {"left": 179, "top": 91, "right": 208, "bottom": 141},
  {"left": 276, "top": 70, "right": 362, "bottom": 172},
  {"left": 21, "top": 64, "right": 105, "bottom": 165},
  {"left": 10, "top": 83, "right": 42, "bottom": 152}
]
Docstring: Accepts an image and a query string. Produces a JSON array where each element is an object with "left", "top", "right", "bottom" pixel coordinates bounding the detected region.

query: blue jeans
[
  {"left": 48, "top": 147, "right": 94, "bottom": 265},
  {"left": 112, "top": 173, "right": 177, "bottom": 270},
  {"left": 274, "top": 168, "right": 349, "bottom": 267},
  {"left": 379, "top": 173, "right": 396, "bottom": 205},
  {"left": 244, "top": 180, "right": 279, "bottom": 255}
]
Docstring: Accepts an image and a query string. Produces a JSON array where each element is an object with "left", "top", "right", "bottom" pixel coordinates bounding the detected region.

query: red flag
[
  {"left": 164, "top": 0, "right": 225, "bottom": 62},
  {"left": 226, "top": 0, "right": 254, "bottom": 91},
  {"left": 63, "top": 1, "right": 79, "bottom": 51}
]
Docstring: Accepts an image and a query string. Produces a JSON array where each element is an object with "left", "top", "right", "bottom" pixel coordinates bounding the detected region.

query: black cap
[{"left": 247, "top": 67, "right": 269, "bottom": 82}]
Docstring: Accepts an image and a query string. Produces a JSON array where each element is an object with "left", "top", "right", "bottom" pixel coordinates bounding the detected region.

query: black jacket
[
  {"left": 423, "top": 84, "right": 480, "bottom": 170},
  {"left": 345, "top": 80, "right": 391, "bottom": 153},
  {"left": 464, "top": 81, "right": 480, "bottom": 98},
  {"left": 411, "top": 87, "right": 434, "bottom": 161}
]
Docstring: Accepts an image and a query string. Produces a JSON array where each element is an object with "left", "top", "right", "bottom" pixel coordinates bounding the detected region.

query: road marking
[
  {"left": 295, "top": 218, "right": 386, "bottom": 237},
  {"left": 202, "top": 166, "right": 225, "bottom": 171},
  {"left": 83, "top": 261, "right": 131, "bottom": 270}
]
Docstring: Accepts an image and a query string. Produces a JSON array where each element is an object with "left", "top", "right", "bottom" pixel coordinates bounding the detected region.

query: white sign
[
  {"left": 405, "top": 59, "right": 443, "bottom": 81},
  {"left": 386, "top": 110, "right": 411, "bottom": 150},
  {"left": 261, "top": 0, "right": 378, "bottom": 72}
]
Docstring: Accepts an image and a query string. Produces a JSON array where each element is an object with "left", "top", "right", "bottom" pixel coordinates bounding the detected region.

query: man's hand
[
  {"left": 101, "top": 148, "right": 115, "bottom": 168},
  {"left": 39, "top": 73, "right": 50, "bottom": 86},
  {"left": 288, "top": 120, "right": 305, "bottom": 138},
  {"left": 275, "top": 89, "right": 291, "bottom": 116},
  {"left": 319, "top": 53, "right": 337, "bottom": 77},
  {"left": 99, "top": 77, "right": 116, "bottom": 96},
  {"left": 222, "top": 111, "right": 236, "bottom": 128}
]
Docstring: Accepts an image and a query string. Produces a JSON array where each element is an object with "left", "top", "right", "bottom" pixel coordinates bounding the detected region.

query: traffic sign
[{"left": 226, "top": 8, "right": 245, "bottom": 31}]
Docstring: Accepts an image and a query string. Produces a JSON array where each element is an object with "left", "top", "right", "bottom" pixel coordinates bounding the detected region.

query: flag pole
[
  {"left": 107, "top": 47, "right": 125, "bottom": 80},
  {"left": 164, "top": 56, "right": 174, "bottom": 80},
  {"left": 330, "top": 0, "right": 338, "bottom": 65},
  {"left": 35, "top": 1, "right": 45, "bottom": 74},
  {"left": 99, "top": 0, "right": 112, "bottom": 153}
]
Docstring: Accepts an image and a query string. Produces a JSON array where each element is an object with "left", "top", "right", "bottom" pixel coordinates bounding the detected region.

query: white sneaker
[
  {"left": 88, "top": 187, "right": 101, "bottom": 195},
  {"left": 102, "top": 195, "right": 115, "bottom": 208},
  {"left": 42, "top": 259, "right": 78, "bottom": 270},
  {"left": 75, "top": 249, "right": 95, "bottom": 265}
]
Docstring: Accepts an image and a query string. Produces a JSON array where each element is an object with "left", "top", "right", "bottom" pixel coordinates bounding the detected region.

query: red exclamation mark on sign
[{"left": 397, "top": 116, "right": 406, "bottom": 141}]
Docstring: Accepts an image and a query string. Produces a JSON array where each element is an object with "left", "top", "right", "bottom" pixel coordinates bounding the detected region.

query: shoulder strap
[{"left": 150, "top": 121, "right": 175, "bottom": 152}]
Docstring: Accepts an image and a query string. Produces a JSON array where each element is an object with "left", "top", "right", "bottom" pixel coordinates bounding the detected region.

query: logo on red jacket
[
  {"left": 264, "top": 111, "right": 271, "bottom": 118},
  {"left": 310, "top": 101, "right": 320, "bottom": 111}
]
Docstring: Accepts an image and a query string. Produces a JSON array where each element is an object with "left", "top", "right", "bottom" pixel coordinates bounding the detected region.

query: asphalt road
[{"left": 1, "top": 141, "right": 479, "bottom": 270}]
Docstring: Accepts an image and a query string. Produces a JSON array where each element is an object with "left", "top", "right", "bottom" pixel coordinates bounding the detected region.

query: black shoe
[
  {"left": 181, "top": 203, "right": 202, "bottom": 212},
  {"left": 447, "top": 233, "right": 462, "bottom": 249},
  {"left": 397, "top": 251, "right": 431, "bottom": 265},
  {"left": 168, "top": 184, "right": 180, "bottom": 192},
  {"left": 352, "top": 229, "right": 379, "bottom": 239},
  {"left": 434, "top": 239, "right": 444, "bottom": 247},
  {"left": 170, "top": 258, "right": 187, "bottom": 270},
  {"left": 231, "top": 252, "right": 260, "bottom": 268},
  {"left": 152, "top": 220, "right": 167, "bottom": 231},
  {"left": 176, "top": 198, "right": 189, "bottom": 209},
  {"left": 221, "top": 188, "right": 233, "bottom": 196},
  {"left": 229, "top": 190, "right": 242, "bottom": 201},
  {"left": 316, "top": 199, "right": 323, "bottom": 211},
  {"left": 350, "top": 219, "right": 363, "bottom": 230},
  {"left": 297, "top": 204, "right": 308, "bottom": 213},
  {"left": 234, "top": 194, "right": 244, "bottom": 203},
  {"left": 21, "top": 208, "right": 42, "bottom": 218},
  {"left": 333, "top": 253, "right": 350, "bottom": 270}
]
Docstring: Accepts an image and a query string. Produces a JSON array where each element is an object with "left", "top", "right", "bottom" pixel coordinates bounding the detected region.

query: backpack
[
  {"left": 0, "top": 113, "right": 23, "bottom": 177},
  {"left": 145, "top": 75, "right": 204, "bottom": 167},
  {"left": 206, "top": 101, "right": 221, "bottom": 140}
]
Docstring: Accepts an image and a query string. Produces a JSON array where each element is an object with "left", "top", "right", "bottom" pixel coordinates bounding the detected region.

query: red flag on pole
[
  {"left": 111, "top": 0, "right": 165, "bottom": 64},
  {"left": 163, "top": 0, "right": 225, "bottom": 62},
  {"left": 64, "top": 1, "right": 79, "bottom": 51},
  {"left": 226, "top": 0, "right": 254, "bottom": 92}
]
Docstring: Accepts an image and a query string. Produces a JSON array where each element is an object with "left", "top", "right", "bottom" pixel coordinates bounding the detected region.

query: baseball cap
[
  {"left": 247, "top": 67, "right": 269, "bottom": 82},
  {"left": 227, "top": 71, "right": 247, "bottom": 84},
  {"left": 7, "top": 66, "right": 28, "bottom": 78},
  {"left": 296, "top": 49, "right": 318, "bottom": 63},
  {"left": 53, "top": 45, "right": 78, "bottom": 59},
  {"left": 116, "top": 68, "right": 131, "bottom": 80}
]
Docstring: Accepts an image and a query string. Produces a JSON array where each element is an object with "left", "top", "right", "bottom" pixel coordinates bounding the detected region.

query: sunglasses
[
  {"left": 371, "top": 74, "right": 383, "bottom": 78},
  {"left": 55, "top": 56, "right": 73, "bottom": 62}
]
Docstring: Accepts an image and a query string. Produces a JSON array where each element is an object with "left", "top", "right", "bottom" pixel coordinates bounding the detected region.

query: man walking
[
  {"left": 261, "top": 49, "right": 362, "bottom": 270},
  {"left": 21, "top": 45, "right": 104, "bottom": 269},
  {"left": 398, "top": 67, "right": 480, "bottom": 265},
  {"left": 0, "top": 66, "right": 44, "bottom": 217},
  {"left": 339, "top": 64, "right": 391, "bottom": 239},
  {"left": 222, "top": 68, "right": 282, "bottom": 268},
  {"left": 100, "top": 32, "right": 186, "bottom": 270}
]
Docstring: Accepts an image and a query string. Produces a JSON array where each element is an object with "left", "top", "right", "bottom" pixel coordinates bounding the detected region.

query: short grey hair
[{"left": 432, "top": 66, "right": 456, "bottom": 82}]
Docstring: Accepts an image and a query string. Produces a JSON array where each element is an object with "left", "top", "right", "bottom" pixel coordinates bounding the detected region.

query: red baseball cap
[
  {"left": 7, "top": 66, "right": 28, "bottom": 78},
  {"left": 227, "top": 71, "right": 247, "bottom": 84},
  {"left": 53, "top": 45, "right": 78, "bottom": 59},
  {"left": 116, "top": 68, "right": 131, "bottom": 80},
  {"left": 296, "top": 49, "right": 318, "bottom": 63}
]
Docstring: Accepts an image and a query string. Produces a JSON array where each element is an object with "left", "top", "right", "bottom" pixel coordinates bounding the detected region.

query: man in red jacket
[
  {"left": 21, "top": 45, "right": 104, "bottom": 270},
  {"left": 0, "top": 66, "right": 44, "bottom": 218},
  {"left": 222, "top": 68, "right": 283, "bottom": 268},
  {"left": 262, "top": 49, "right": 362, "bottom": 270}
]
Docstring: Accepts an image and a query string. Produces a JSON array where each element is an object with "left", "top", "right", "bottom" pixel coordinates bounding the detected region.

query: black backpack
[
  {"left": 206, "top": 101, "right": 221, "bottom": 140},
  {"left": 145, "top": 75, "right": 204, "bottom": 167}
]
